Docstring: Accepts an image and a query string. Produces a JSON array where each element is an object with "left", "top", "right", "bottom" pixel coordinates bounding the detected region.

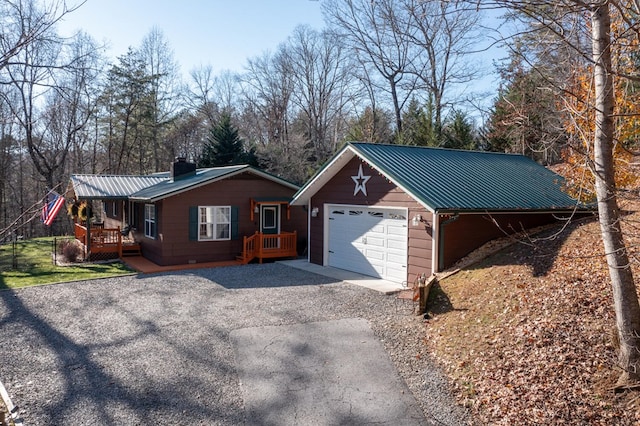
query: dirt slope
[{"left": 423, "top": 204, "right": 640, "bottom": 425}]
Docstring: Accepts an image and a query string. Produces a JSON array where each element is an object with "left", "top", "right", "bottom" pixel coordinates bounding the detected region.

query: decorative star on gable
[{"left": 351, "top": 164, "right": 371, "bottom": 196}]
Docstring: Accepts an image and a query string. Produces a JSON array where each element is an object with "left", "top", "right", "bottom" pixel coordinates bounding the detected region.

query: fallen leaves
[{"left": 423, "top": 207, "right": 640, "bottom": 425}]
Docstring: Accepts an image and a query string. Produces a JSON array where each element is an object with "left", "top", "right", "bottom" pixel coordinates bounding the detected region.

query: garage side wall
[
  {"left": 309, "top": 158, "right": 433, "bottom": 280},
  {"left": 440, "top": 212, "right": 564, "bottom": 270}
]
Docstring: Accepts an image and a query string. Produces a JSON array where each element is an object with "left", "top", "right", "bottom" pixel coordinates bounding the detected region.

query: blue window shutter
[
  {"left": 189, "top": 206, "right": 198, "bottom": 241},
  {"left": 231, "top": 206, "right": 239, "bottom": 240}
]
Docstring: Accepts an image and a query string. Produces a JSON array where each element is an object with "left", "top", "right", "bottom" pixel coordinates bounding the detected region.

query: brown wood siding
[
  {"left": 137, "top": 173, "right": 306, "bottom": 266},
  {"left": 309, "top": 158, "right": 433, "bottom": 281},
  {"left": 102, "top": 200, "right": 125, "bottom": 230},
  {"left": 103, "top": 200, "right": 122, "bottom": 221},
  {"left": 440, "top": 212, "right": 561, "bottom": 269},
  {"left": 407, "top": 214, "right": 433, "bottom": 280}
]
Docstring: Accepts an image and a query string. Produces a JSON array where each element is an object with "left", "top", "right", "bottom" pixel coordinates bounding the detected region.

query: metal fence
[{"left": 0, "top": 237, "right": 78, "bottom": 271}]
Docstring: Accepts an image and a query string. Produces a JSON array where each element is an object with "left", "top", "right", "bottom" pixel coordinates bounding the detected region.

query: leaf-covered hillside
[{"left": 424, "top": 203, "right": 640, "bottom": 425}]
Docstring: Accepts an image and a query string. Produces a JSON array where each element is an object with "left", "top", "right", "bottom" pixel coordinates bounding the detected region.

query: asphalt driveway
[{"left": 0, "top": 263, "right": 469, "bottom": 425}]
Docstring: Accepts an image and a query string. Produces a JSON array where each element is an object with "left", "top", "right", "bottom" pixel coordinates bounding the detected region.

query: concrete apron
[
  {"left": 230, "top": 318, "right": 426, "bottom": 425},
  {"left": 278, "top": 259, "right": 404, "bottom": 294}
]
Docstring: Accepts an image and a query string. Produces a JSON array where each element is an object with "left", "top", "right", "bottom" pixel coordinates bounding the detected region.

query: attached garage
[
  {"left": 292, "top": 142, "right": 593, "bottom": 284},
  {"left": 326, "top": 205, "right": 408, "bottom": 282}
]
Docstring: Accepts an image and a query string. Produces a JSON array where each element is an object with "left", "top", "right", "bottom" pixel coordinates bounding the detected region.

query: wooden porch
[
  {"left": 238, "top": 231, "right": 298, "bottom": 264},
  {"left": 74, "top": 223, "right": 141, "bottom": 258},
  {"left": 74, "top": 223, "right": 297, "bottom": 265}
]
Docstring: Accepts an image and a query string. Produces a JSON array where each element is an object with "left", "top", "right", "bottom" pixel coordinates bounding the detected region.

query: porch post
[{"left": 85, "top": 219, "right": 91, "bottom": 260}]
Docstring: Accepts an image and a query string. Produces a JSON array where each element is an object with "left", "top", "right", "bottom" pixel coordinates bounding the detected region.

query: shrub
[{"left": 58, "top": 239, "right": 83, "bottom": 262}]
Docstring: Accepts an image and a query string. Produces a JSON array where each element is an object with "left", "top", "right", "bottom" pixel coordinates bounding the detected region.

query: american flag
[{"left": 41, "top": 192, "right": 65, "bottom": 226}]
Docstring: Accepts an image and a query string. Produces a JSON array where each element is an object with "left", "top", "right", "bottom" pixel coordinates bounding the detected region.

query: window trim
[
  {"left": 144, "top": 204, "right": 156, "bottom": 239},
  {"left": 261, "top": 206, "right": 277, "bottom": 230},
  {"left": 198, "top": 205, "right": 232, "bottom": 241}
]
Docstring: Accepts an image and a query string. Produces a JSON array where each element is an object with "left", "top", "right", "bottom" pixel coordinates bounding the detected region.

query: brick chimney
[{"left": 171, "top": 157, "right": 196, "bottom": 180}]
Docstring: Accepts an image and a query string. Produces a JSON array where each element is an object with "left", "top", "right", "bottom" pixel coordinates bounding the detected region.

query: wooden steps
[{"left": 120, "top": 243, "right": 142, "bottom": 257}]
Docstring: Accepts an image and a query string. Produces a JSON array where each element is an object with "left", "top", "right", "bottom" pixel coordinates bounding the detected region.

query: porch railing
[
  {"left": 239, "top": 231, "right": 297, "bottom": 264},
  {"left": 74, "top": 223, "right": 123, "bottom": 257}
]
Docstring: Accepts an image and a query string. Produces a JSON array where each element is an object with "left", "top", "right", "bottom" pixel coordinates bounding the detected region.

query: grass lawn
[{"left": 0, "top": 236, "right": 135, "bottom": 290}]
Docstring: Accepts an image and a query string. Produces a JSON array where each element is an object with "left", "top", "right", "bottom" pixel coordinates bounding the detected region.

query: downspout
[
  {"left": 438, "top": 212, "right": 460, "bottom": 272},
  {"left": 307, "top": 198, "right": 312, "bottom": 262},
  {"left": 432, "top": 214, "right": 440, "bottom": 274}
]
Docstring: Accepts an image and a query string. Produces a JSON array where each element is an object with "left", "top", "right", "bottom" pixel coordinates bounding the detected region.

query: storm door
[{"left": 260, "top": 205, "right": 280, "bottom": 235}]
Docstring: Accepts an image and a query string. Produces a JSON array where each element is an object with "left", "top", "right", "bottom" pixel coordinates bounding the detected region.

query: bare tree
[
  {"left": 139, "top": 27, "right": 181, "bottom": 171},
  {"left": 1, "top": 0, "right": 63, "bottom": 191},
  {"left": 165, "top": 110, "right": 207, "bottom": 163},
  {"left": 399, "top": 0, "right": 482, "bottom": 134},
  {"left": 0, "top": 88, "right": 18, "bottom": 232},
  {"left": 187, "top": 64, "right": 220, "bottom": 126},
  {"left": 322, "top": 0, "right": 417, "bottom": 133},
  {"left": 0, "top": 0, "right": 91, "bottom": 190},
  {"left": 481, "top": 0, "right": 640, "bottom": 387},
  {"left": 589, "top": 2, "right": 640, "bottom": 387},
  {"left": 186, "top": 68, "right": 242, "bottom": 142},
  {"left": 285, "top": 25, "right": 354, "bottom": 164},
  {"left": 240, "top": 49, "right": 295, "bottom": 149},
  {"left": 58, "top": 31, "right": 102, "bottom": 176},
  {"left": 0, "top": 0, "right": 84, "bottom": 72},
  {"left": 212, "top": 70, "right": 241, "bottom": 116}
]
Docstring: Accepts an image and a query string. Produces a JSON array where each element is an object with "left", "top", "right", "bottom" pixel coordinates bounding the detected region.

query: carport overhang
[{"left": 431, "top": 207, "right": 594, "bottom": 272}]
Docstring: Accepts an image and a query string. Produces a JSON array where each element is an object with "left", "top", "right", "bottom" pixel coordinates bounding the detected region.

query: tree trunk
[{"left": 591, "top": 4, "right": 640, "bottom": 386}]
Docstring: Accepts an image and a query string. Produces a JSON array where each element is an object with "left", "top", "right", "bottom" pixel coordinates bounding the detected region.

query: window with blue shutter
[
  {"left": 231, "top": 206, "right": 239, "bottom": 240},
  {"left": 189, "top": 206, "right": 239, "bottom": 241},
  {"left": 189, "top": 206, "right": 198, "bottom": 241}
]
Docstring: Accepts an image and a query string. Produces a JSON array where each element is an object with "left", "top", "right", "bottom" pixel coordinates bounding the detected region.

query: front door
[{"left": 260, "top": 205, "right": 280, "bottom": 235}]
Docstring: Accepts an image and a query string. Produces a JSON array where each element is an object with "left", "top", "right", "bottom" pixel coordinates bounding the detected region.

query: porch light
[
  {"left": 311, "top": 207, "right": 319, "bottom": 217},
  {"left": 411, "top": 214, "right": 422, "bottom": 227},
  {"left": 254, "top": 205, "right": 259, "bottom": 213}
]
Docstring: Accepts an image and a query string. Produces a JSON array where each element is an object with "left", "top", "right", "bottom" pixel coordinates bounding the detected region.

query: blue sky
[
  {"left": 58, "top": 0, "right": 326, "bottom": 75},
  {"left": 58, "top": 0, "right": 504, "bottom": 118}
]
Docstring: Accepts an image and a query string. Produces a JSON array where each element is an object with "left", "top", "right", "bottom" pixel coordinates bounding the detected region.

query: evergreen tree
[
  {"left": 479, "top": 94, "right": 514, "bottom": 153},
  {"left": 395, "top": 97, "right": 438, "bottom": 147},
  {"left": 100, "top": 48, "right": 157, "bottom": 174},
  {"left": 482, "top": 49, "right": 566, "bottom": 164},
  {"left": 442, "top": 109, "right": 478, "bottom": 150},
  {"left": 344, "top": 106, "right": 394, "bottom": 144},
  {"left": 199, "top": 113, "right": 257, "bottom": 167}
]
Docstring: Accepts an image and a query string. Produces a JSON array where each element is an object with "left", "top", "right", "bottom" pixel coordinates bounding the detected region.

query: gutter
[{"left": 433, "top": 207, "right": 593, "bottom": 215}]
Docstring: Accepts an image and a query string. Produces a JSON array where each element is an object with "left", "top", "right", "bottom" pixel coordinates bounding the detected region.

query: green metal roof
[
  {"left": 293, "top": 142, "right": 587, "bottom": 212},
  {"left": 72, "top": 165, "right": 299, "bottom": 203},
  {"left": 129, "top": 165, "right": 247, "bottom": 201},
  {"left": 129, "top": 165, "right": 299, "bottom": 202}
]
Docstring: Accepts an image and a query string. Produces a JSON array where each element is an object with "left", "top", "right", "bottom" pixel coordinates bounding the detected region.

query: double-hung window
[
  {"left": 144, "top": 204, "right": 156, "bottom": 238},
  {"left": 199, "top": 206, "right": 231, "bottom": 241}
]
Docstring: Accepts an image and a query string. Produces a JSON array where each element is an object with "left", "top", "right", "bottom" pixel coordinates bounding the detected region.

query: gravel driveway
[{"left": 0, "top": 263, "right": 470, "bottom": 425}]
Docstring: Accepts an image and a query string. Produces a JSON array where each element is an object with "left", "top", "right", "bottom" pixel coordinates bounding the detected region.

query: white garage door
[{"left": 327, "top": 205, "right": 408, "bottom": 282}]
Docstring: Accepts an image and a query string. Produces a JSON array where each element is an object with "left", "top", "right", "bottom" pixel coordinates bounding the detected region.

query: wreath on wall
[
  {"left": 67, "top": 200, "right": 92, "bottom": 222},
  {"left": 67, "top": 202, "right": 79, "bottom": 219}
]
